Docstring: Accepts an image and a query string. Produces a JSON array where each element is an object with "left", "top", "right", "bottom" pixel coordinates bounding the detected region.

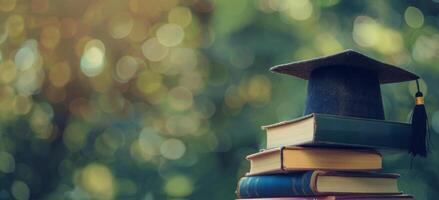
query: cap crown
[{"left": 271, "top": 50, "right": 419, "bottom": 119}]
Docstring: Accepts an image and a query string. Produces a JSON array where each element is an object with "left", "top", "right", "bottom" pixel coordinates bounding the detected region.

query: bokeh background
[{"left": 1, "top": 0, "right": 439, "bottom": 199}]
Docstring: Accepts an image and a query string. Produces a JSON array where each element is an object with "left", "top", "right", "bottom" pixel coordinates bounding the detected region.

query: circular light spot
[
  {"left": 109, "top": 12, "right": 134, "bottom": 39},
  {"left": 164, "top": 175, "right": 193, "bottom": 197},
  {"left": 40, "top": 25, "right": 60, "bottom": 49},
  {"left": 128, "top": 20, "right": 149, "bottom": 42},
  {"left": 353, "top": 16, "right": 379, "bottom": 47},
  {"left": 63, "top": 122, "right": 90, "bottom": 152},
  {"left": 168, "top": 7, "right": 192, "bottom": 27},
  {"left": 0, "top": 151, "right": 15, "bottom": 173},
  {"left": 141, "top": 37, "right": 169, "bottom": 62},
  {"left": 156, "top": 23, "right": 184, "bottom": 47},
  {"left": 0, "top": 0, "right": 16, "bottom": 12},
  {"left": 137, "top": 128, "right": 162, "bottom": 159},
  {"left": 404, "top": 6, "right": 424, "bottom": 28},
  {"left": 60, "top": 18, "right": 78, "bottom": 38},
  {"left": 164, "top": 48, "right": 197, "bottom": 74},
  {"left": 0, "top": 60, "right": 17, "bottom": 84},
  {"left": 160, "top": 138, "right": 186, "bottom": 160},
  {"left": 6, "top": 14, "right": 24, "bottom": 38},
  {"left": 13, "top": 95, "right": 33, "bottom": 115},
  {"left": 168, "top": 86, "right": 193, "bottom": 111},
  {"left": 11, "top": 180, "right": 30, "bottom": 200},
  {"left": 136, "top": 70, "right": 163, "bottom": 95},
  {"left": 15, "top": 68, "right": 44, "bottom": 96},
  {"left": 283, "top": 0, "right": 313, "bottom": 21},
  {"left": 49, "top": 61, "right": 71, "bottom": 88},
  {"left": 115, "top": 56, "right": 138, "bottom": 83},
  {"left": 29, "top": 103, "right": 54, "bottom": 139},
  {"left": 80, "top": 39, "right": 106, "bottom": 77},
  {"left": 80, "top": 163, "right": 114, "bottom": 200},
  {"left": 15, "top": 47, "right": 36, "bottom": 71}
]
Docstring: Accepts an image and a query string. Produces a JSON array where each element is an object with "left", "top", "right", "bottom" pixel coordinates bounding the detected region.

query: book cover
[
  {"left": 246, "top": 147, "right": 382, "bottom": 175},
  {"left": 262, "top": 113, "right": 411, "bottom": 151},
  {"left": 236, "top": 194, "right": 413, "bottom": 200},
  {"left": 236, "top": 171, "right": 400, "bottom": 198}
]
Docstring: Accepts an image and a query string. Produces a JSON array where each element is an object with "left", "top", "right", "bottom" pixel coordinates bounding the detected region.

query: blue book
[{"left": 236, "top": 171, "right": 400, "bottom": 198}]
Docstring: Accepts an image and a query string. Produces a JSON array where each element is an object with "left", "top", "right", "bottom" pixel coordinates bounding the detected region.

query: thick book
[
  {"left": 236, "top": 194, "right": 413, "bottom": 200},
  {"left": 236, "top": 171, "right": 400, "bottom": 198},
  {"left": 262, "top": 113, "right": 411, "bottom": 150},
  {"left": 246, "top": 147, "right": 382, "bottom": 175}
]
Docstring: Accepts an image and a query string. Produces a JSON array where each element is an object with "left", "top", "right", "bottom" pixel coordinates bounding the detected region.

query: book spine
[
  {"left": 314, "top": 114, "right": 411, "bottom": 149},
  {"left": 237, "top": 172, "right": 316, "bottom": 198}
]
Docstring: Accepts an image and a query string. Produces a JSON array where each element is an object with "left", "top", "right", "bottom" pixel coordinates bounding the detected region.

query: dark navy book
[{"left": 236, "top": 171, "right": 400, "bottom": 198}]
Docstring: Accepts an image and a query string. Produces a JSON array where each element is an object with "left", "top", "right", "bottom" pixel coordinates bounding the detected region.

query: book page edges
[{"left": 261, "top": 114, "right": 315, "bottom": 130}]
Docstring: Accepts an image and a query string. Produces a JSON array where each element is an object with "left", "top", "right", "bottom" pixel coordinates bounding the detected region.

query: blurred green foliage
[{"left": 0, "top": 0, "right": 439, "bottom": 199}]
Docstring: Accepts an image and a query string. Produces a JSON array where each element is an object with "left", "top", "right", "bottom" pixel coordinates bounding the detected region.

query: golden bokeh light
[
  {"left": 29, "top": 103, "right": 54, "bottom": 139},
  {"left": 80, "top": 39, "right": 106, "bottom": 77},
  {"left": 245, "top": 75, "right": 271, "bottom": 106},
  {"left": 412, "top": 35, "right": 439, "bottom": 62},
  {"left": 0, "top": 0, "right": 16, "bottom": 12},
  {"left": 224, "top": 85, "right": 245, "bottom": 109},
  {"left": 353, "top": 16, "right": 379, "bottom": 47},
  {"left": 163, "top": 48, "right": 197, "bottom": 75},
  {"left": 6, "top": 14, "right": 25, "bottom": 38},
  {"left": 127, "top": 20, "right": 149, "bottom": 42},
  {"left": 40, "top": 25, "right": 61, "bottom": 49},
  {"left": 353, "top": 16, "right": 403, "bottom": 55},
  {"left": 109, "top": 12, "right": 134, "bottom": 39},
  {"left": 49, "top": 61, "right": 71, "bottom": 88},
  {"left": 0, "top": 60, "right": 17, "bottom": 84},
  {"left": 156, "top": 23, "right": 185, "bottom": 47},
  {"left": 136, "top": 70, "right": 169, "bottom": 104},
  {"left": 60, "top": 18, "right": 78, "bottom": 39},
  {"left": 160, "top": 138, "right": 186, "bottom": 160},
  {"left": 115, "top": 56, "right": 138, "bottom": 83},
  {"left": 404, "top": 6, "right": 424, "bottom": 28},
  {"left": 135, "top": 128, "right": 162, "bottom": 161},
  {"left": 164, "top": 175, "right": 194, "bottom": 197},
  {"left": 142, "top": 37, "right": 169, "bottom": 62},
  {"left": 13, "top": 95, "right": 33, "bottom": 115},
  {"left": 282, "top": 0, "right": 313, "bottom": 21},
  {"left": 80, "top": 163, "right": 115, "bottom": 200},
  {"left": 167, "top": 86, "right": 193, "bottom": 111},
  {"left": 168, "top": 6, "right": 193, "bottom": 27}
]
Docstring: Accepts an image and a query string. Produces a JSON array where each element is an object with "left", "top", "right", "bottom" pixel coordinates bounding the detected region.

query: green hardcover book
[{"left": 262, "top": 113, "right": 411, "bottom": 151}]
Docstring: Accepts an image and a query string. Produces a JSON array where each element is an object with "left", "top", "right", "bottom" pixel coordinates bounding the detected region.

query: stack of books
[{"left": 236, "top": 113, "right": 414, "bottom": 200}]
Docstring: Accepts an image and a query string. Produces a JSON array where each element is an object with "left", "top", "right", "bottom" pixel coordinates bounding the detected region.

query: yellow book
[{"left": 246, "top": 147, "right": 382, "bottom": 175}]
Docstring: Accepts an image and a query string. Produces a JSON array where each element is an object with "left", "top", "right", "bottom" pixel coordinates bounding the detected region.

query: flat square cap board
[{"left": 270, "top": 49, "right": 419, "bottom": 84}]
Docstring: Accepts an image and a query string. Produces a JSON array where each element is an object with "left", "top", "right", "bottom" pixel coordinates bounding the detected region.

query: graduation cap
[{"left": 270, "top": 49, "right": 429, "bottom": 157}]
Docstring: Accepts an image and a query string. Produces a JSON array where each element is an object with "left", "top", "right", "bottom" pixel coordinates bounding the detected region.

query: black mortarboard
[{"left": 270, "top": 49, "right": 429, "bottom": 157}]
